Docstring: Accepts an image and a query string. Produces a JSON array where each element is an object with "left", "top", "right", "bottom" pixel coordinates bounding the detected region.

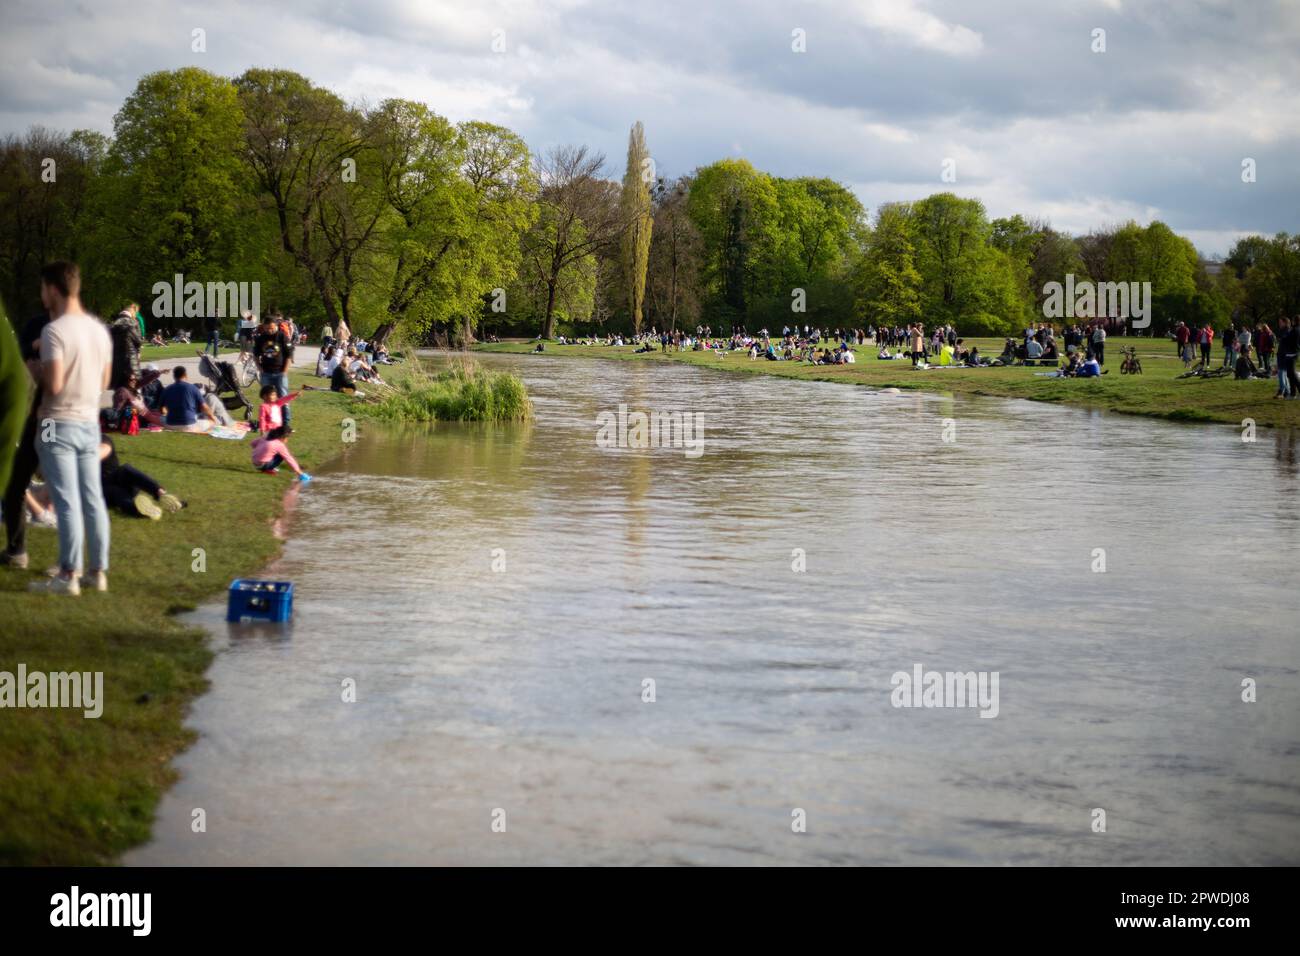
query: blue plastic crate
[{"left": 226, "top": 579, "right": 294, "bottom": 622}]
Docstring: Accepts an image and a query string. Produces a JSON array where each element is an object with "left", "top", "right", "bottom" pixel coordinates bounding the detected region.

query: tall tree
[
  {"left": 93, "top": 68, "right": 250, "bottom": 316},
  {"left": 370, "top": 104, "right": 535, "bottom": 340},
  {"left": 619, "top": 122, "right": 653, "bottom": 334},
  {"left": 855, "top": 202, "right": 922, "bottom": 326},
  {"left": 687, "top": 158, "right": 779, "bottom": 325},
  {"left": 235, "top": 68, "right": 367, "bottom": 328},
  {"left": 0, "top": 127, "right": 107, "bottom": 317},
  {"left": 646, "top": 176, "right": 702, "bottom": 331},
  {"left": 520, "top": 145, "right": 625, "bottom": 339}
]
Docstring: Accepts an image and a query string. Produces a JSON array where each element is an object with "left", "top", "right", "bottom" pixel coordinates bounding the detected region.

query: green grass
[
  {"left": 0, "top": 367, "right": 363, "bottom": 865},
  {"left": 136, "top": 342, "right": 222, "bottom": 361},
  {"left": 477, "top": 337, "right": 1300, "bottom": 430},
  {"left": 364, "top": 358, "right": 532, "bottom": 423}
]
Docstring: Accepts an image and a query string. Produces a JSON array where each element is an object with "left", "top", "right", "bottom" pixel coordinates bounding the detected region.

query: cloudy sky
[{"left": 2, "top": 0, "right": 1296, "bottom": 255}]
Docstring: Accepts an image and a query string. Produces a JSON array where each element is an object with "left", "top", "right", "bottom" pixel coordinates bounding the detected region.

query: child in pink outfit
[
  {"left": 250, "top": 426, "right": 311, "bottom": 482},
  {"left": 258, "top": 384, "right": 300, "bottom": 433}
]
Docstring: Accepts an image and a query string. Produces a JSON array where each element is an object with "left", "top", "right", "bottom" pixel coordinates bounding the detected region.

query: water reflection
[{"left": 126, "top": 352, "right": 1300, "bottom": 866}]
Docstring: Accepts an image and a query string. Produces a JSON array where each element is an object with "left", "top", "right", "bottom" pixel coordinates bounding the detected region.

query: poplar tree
[{"left": 620, "top": 121, "right": 653, "bottom": 333}]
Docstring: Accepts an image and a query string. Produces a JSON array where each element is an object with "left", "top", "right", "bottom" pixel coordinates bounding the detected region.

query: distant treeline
[{"left": 2, "top": 66, "right": 1297, "bottom": 341}]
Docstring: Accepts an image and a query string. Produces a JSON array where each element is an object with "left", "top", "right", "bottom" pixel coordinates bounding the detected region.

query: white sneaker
[
  {"left": 81, "top": 570, "right": 108, "bottom": 592},
  {"left": 28, "top": 574, "right": 80, "bottom": 596}
]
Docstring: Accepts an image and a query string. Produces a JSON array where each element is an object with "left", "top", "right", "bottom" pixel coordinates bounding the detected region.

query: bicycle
[
  {"left": 234, "top": 350, "right": 259, "bottom": 388},
  {"left": 1119, "top": 346, "right": 1143, "bottom": 374}
]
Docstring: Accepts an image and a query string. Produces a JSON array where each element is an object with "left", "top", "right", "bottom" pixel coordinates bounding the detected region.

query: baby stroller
[{"left": 196, "top": 350, "right": 254, "bottom": 421}]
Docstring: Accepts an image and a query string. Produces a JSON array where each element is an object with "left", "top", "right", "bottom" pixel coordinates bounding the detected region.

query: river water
[{"left": 127, "top": 351, "right": 1300, "bottom": 866}]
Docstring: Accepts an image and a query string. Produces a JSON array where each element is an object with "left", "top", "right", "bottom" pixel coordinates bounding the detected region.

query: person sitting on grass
[
  {"left": 258, "top": 382, "right": 300, "bottom": 434},
  {"left": 160, "top": 366, "right": 218, "bottom": 432},
  {"left": 112, "top": 370, "right": 163, "bottom": 427},
  {"left": 348, "top": 348, "right": 384, "bottom": 384},
  {"left": 331, "top": 359, "right": 357, "bottom": 394},
  {"left": 139, "top": 366, "right": 164, "bottom": 410},
  {"left": 250, "top": 425, "right": 311, "bottom": 482},
  {"left": 99, "top": 437, "right": 184, "bottom": 520},
  {"left": 996, "top": 338, "right": 1016, "bottom": 365},
  {"left": 203, "top": 389, "right": 235, "bottom": 427},
  {"left": 1077, "top": 354, "right": 1102, "bottom": 377},
  {"left": 1234, "top": 346, "right": 1261, "bottom": 380}
]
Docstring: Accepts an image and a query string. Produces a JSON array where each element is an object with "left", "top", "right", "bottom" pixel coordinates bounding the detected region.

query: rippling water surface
[{"left": 127, "top": 351, "right": 1300, "bottom": 865}]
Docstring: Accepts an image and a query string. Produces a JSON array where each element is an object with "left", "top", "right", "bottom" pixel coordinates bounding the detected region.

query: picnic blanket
[{"left": 210, "top": 425, "right": 250, "bottom": 440}]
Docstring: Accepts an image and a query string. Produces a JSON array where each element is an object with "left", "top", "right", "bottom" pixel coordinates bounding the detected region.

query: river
[{"left": 126, "top": 351, "right": 1300, "bottom": 865}]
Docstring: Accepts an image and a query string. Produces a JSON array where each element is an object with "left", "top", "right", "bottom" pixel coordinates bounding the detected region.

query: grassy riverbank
[
  {"left": 0, "top": 366, "right": 360, "bottom": 865},
  {"left": 476, "top": 338, "right": 1300, "bottom": 430}
]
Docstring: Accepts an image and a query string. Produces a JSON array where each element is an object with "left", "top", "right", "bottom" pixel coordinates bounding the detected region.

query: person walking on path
[
  {"left": 204, "top": 313, "right": 221, "bottom": 356},
  {"left": 28, "top": 262, "right": 113, "bottom": 595}
]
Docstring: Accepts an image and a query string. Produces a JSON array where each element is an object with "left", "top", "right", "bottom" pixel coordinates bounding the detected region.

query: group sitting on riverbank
[
  {"left": 540, "top": 317, "right": 1296, "bottom": 388},
  {"left": 0, "top": 260, "right": 356, "bottom": 594}
]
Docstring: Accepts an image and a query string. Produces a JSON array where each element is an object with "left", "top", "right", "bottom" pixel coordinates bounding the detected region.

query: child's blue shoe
[{"left": 299, "top": 473, "right": 313, "bottom": 483}]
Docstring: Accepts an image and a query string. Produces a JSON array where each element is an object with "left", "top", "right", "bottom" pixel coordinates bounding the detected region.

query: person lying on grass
[
  {"left": 250, "top": 425, "right": 312, "bottom": 482},
  {"left": 99, "top": 437, "right": 184, "bottom": 519},
  {"left": 21, "top": 436, "right": 184, "bottom": 557}
]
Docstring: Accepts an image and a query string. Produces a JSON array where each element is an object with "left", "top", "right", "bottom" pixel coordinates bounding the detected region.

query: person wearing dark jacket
[
  {"left": 1275, "top": 317, "right": 1299, "bottom": 399},
  {"left": 204, "top": 314, "right": 221, "bottom": 357},
  {"left": 98, "top": 437, "right": 184, "bottom": 519},
  {"left": 330, "top": 361, "right": 357, "bottom": 394},
  {"left": 109, "top": 307, "right": 143, "bottom": 389}
]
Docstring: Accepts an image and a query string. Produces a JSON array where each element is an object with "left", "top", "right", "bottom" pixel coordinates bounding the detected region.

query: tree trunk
[{"left": 542, "top": 279, "right": 559, "bottom": 339}]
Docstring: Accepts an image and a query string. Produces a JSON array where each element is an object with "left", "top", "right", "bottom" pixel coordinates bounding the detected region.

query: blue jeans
[
  {"left": 207, "top": 331, "right": 221, "bottom": 356},
  {"left": 259, "top": 371, "right": 291, "bottom": 425},
  {"left": 36, "top": 419, "right": 110, "bottom": 574}
]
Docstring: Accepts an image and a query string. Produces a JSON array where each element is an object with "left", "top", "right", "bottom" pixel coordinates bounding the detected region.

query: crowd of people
[
  {"left": 555, "top": 319, "right": 1125, "bottom": 376},
  {"left": 312, "top": 321, "right": 392, "bottom": 395},
  {"left": 1170, "top": 319, "right": 1300, "bottom": 396},
  {"left": 0, "top": 261, "right": 351, "bottom": 596},
  {"left": 547, "top": 315, "right": 1300, "bottom": 391}
]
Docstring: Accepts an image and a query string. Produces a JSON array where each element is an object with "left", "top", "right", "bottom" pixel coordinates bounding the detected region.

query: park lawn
[
  {"left": 0, "top": 368, "right": 361, "bottom": 865},
  {"left": 476, "top": 337, "right": 1300, "bottom": 430},
  {"left": 136, "top": 342, "right": 220, "bottom": 361}
]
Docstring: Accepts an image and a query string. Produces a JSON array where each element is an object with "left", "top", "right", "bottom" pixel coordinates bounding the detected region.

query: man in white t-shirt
[{"left": 30, "top": 262, "right": 113, "bottom": 595}]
